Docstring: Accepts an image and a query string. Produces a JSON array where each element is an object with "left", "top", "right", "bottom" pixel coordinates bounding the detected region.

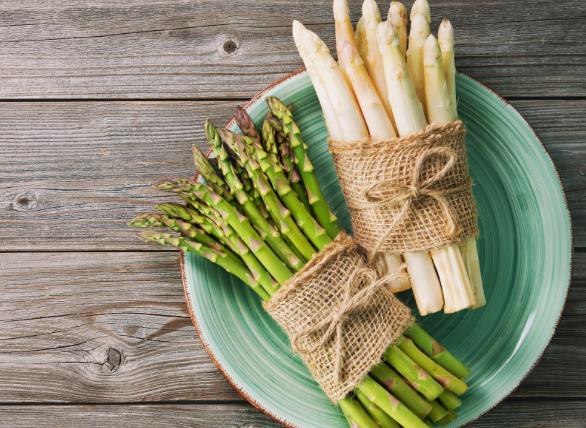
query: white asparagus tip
[
  {"left": 292, "top": 20, "right": 306, "bottom": 48},
  {"left": 388, "top": 1, "right": 406, "bottom": 24},
  {"left": 423, "top": 34, "right": 441, "bottom": 66},
  {"left": 410, "top": 13, "right": 429, "bottom": 40},
  {"left": 410, "top": 0, "right": 431, "bottom": 23},
  {"left": 333, "top": 0, "right": 350, "bottom": 21},
  {"left": 376, "top": 20, "right": 399, "bottom": 47},
  {"left": 362, "top": 0, "right": 382, "bottom": 22},
  {"left": 438, "top": 18, "right": 454, "bottom": 48}
]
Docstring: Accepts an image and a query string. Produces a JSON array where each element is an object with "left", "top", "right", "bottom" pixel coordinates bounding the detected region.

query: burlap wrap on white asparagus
[
  {"left": 264, "top": 232, "right": 414, "bottom": 402},
  {"left": 329, "top": 120, "right": 478, "bottom": 257}
]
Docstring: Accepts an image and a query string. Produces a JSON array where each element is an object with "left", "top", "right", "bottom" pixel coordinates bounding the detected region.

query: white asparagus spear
[
  {"left": 356, "top": 0, "right": 395, "bottom": 122},
  {"left": 331, "top": 2, "right": 408, "bottom": 292},
  {"left": 410, "top": 0, "right": 431, "bottom": 24},
  {"left": 423, "top": 34, "right": 477, "bottom": 312},
  {"left": 388, "top": 2, "right": 408, "bottom": 57},
  {"left": 406, "top": 14, "right": 430, "bottom": 111},
  {"left": 438, "top": 20, "right": 486, "bottom": 308},
  {"left": 294, "top": 21, "right": 369, "bottom": 141},
  {"left": 377, "top": 21, "right": 444, "bottom": 314},
  {"left": 334, "top": 0, "right": 397, "bottom": 140}
]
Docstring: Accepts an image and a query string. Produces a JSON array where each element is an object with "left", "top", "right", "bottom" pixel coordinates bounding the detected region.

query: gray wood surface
[
  {"left": 0, "top": 0, "right": 584, "bottom": 426},
  {"left": 0, "top": 0, "right": 583, "bottom": 99}
]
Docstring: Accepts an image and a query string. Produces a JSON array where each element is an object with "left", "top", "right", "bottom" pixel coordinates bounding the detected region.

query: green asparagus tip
[{"left": 128, "top": 213, "right": 165, "bottom": 228}]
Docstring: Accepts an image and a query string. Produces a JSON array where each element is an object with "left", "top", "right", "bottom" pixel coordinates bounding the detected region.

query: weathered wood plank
[
  {"left": 0, "top": 400, "right": 585, "bottom": 427},
  {"left": 0, "top": 251, "right": 238, "bottom": 402},
  {"left": 0, "top": 0, "right": 584, "bottom": 99},
  {"left": 0, "top": 99, "right": 584, "bottom": 251},
  {"left": 0, "top": 251, "right": 583, "bottom": 403}
]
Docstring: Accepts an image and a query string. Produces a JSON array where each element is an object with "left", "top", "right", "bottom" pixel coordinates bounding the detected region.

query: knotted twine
[
  {"left": 265, "top": 232, "right": 414, "bottom": 402},
  {"left": 329, "top": 120, "right": 478, "bottom": 258}
]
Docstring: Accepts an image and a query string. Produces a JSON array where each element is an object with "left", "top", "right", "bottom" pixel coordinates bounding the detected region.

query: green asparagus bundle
[{"left": 130, "top": 99, "right": 472, "bottom": 427}]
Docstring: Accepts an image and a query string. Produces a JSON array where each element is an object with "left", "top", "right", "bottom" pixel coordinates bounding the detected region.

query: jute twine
[
  {"left": 264, "top": 232, "right": 414, "bottom": 402},
  {"left": 329, "top": 120, "right": 478, "bottom": 257}
]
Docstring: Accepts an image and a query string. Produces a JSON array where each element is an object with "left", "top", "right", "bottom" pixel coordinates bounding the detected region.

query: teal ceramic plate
[{"left": 181, "top": 71, "right": 572, "bottom": 427}]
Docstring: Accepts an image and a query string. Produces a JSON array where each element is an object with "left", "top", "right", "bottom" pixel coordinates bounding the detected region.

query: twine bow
[
  {"left": 363, "top": 146, "right": 471, "bottom": 257},
  {"left": 290, "top": 267, "right": 403, "bottom": 382}
]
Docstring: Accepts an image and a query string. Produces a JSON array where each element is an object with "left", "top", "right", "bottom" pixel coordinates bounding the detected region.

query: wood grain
[
  {"left": 0, "top": 0, "right": 583, "bottom": 99},
  {"left": 1, "top": 99, "right": 584, "bottom": 251},
  {"left": 1, "top": 400, "right": 585, "bottom": 427},
  {"left": 0, "top": 250, "right": 583, "bottom": 403}
]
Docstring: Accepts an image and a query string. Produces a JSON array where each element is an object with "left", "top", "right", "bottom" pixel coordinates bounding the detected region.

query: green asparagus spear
[
  {"left": 356, "top": 376, "right": 428, "bottom": 428},
  {"left": 404, "top": 324, "right": 471, "bottom": 379},
  {"left": 234, "top": 105, "right": 260, "bottom": 140},
  {"left": 437, "top": 411, "right": 457, "bottom": 425},
  {"left": 191, "top": 145, "right": 232, "bottom": 201},
  {"left": 438, "top": 391, "right": 462, "bottom": 411},
  {"left": 384, "top": 346, "right": 444, "bottom": 401},
  {"left": 156, "top": 179, "right": 293, "bottom": 285},
  {"left": 218, "top": 128, "right": 316, "bottom": 260},
  {"left": 355, "top": 389, "right": 400, "bottom": 428},
  {"left": 205, "top": 122, "right": 305, "bottom": 271},
  {"left": 397, "top": 336, "right": 468, "bottom": 395},
  {"left": 261, "top": 114, "right": 280, "bottom": 158},
  {"left": 339, "top": 397, "right": 380, "bottom": 428},
  {"left": 267, "top": 96, "right": 340, "bottom": 238},
  {"left": 370, "top": 363, "right": 432, "bottom": 419},
  {"left": 139, "top": 231, "right": 269, "bottom": 300},
  {"left": 427, "top": 400, "right": 449, "bottom": 423},
  {"left": 154, "top": 203, "right": 227, "bottom": 244},
  {"left": 235, "top": 131, "right": 332, "bottom": 250}
]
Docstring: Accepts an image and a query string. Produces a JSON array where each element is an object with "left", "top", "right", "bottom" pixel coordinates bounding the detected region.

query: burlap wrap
[
  {"left": 264, "top": 232, "right": 414, "bottom": 402},
  {"left": 329, "top": 120, "right": 478, "bottom": 256}
]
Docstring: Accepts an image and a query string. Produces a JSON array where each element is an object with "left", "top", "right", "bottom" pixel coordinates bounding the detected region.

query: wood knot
[
  {"left": 219, "top": 36, "right": 239, "bottom": 56},
  {"left": 103, "top": 347, "right": 123, "bottom": 373},
  {"left": 13, "top": 191, "right": 38, "bottom": 211}
]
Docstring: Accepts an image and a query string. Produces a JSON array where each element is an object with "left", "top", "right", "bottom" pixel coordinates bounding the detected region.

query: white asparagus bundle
[{"left": 292, "top": 0, "right": 486, "bottom": 314}]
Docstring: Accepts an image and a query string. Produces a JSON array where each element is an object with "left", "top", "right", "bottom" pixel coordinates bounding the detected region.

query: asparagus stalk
[
  {"left": 236, "top": 129, "right": 332, "bottom": 250},
  {"left": 459, "top": 237, "right": 486, "bottom": 308},
  {"left": 427, "top": 400, "right": 449, "bottom": 423},
  {"left": 388, "top": 2, "right": 408, "bottom": 57},
  {"left": 397, "top": 336, "right": 468, "bottom": 395},
  {"left": 191, "top": 145, "right": 232, "bottom": 201},
  {"left": 423, "top": 34, "right": 477, "bottom": 312},
  {"left": 384, "top": 345, "right": 444, "bottom": 401},
  {"left": 404, "top": 324, "right": 471, "bottom": 379},
  {"left": 437, "top": 411, "right": 457, "bottom": 425},
  {"left": 406, "top": 14, "right": 430, "bottom": 110},
  {"left": 218, "top": 128, "right": 318, "bottom": 260},
  {"left": 139, "top": 231, "right": 270, "bottom": 300},
  {"left": 156, "top": 179, "right": 294, "bottom": 285},
  {"left": 267, "top": 97, "right": 341, "bottom": 239},
  {"left": 438, "top": 391, "right": 462, "bottom": 411},
  {"left": 333, "top": 0, "right": 397, "bottom": 140},
  {"left": 205, "top": 121, "right": 306, "bottom": 271},
  {"left": 234, "top": 105, "right": 260, "bottom": 140},
  {"left": 356, "top": 376, "right": 428, "bottom": 428},
  {"left": 355, "top": 0, "right": 395, "bottom": 122},
  {"left": 410, "top": 0, "right": 431, "bottom": 24},
  {"left": 339, "top": 397, "right": 380, "bottom": 428},
  {"left": 355, "top": 389, "right": 400, "bottom": 428},
  {"left": 370, "top": 363, "right": 432, "bottom": 419},
  {"left": 376, "top": 21, "right": 445, "bottom": 315}
]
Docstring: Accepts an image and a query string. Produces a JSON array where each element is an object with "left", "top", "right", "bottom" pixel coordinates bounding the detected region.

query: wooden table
[{"left": 0, "top": 1, "right": 584, "bottom": 426}]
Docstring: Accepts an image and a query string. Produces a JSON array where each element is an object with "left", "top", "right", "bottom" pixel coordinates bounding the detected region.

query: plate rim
[{"left": 179, "top": 68, "right": 574, "bottom": 427}]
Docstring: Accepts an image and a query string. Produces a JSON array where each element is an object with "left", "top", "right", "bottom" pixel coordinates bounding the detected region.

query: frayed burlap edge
[
  {"left": 329, "top": 120, "right": 478, "bottom": 257},
  {"left": 264, "top": 232, "right": 414, "bottom": 402}
]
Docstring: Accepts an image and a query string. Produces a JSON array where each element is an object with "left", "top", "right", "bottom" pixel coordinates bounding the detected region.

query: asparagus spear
[
  {"left": 406, "top": 14, "right": 430, "bottom": 111},
  {"left": 205, "top": 121, "right": 305, "bottom": 271},
  {"left": 156, "top": 179, "right": 294, "bottom": 285},
  {"left": 437, "top": 411, "right": 457, "bottom": 425},
  {"left": 334, "top": 0, "right": 397, "bottom": 140},
  {"left": 384, "top": 345, "right": 444, "bottom": 401},
  {"left": 370, "top": 363, "right": 432, "bottom": 419},
  {"left": 267, "top": 96, "right": 341, "bottom": 239},
  {"left": 388, "top": 2, "right": 408, "bottom": 57},
  {"left": 427, "top": 400, "right": 450, "bottom": 423},
  {"left": 139, "top": 231, "right": 270, "bottom": 300},
  {"left": 438, "top": 390, "right": 462, "bottom": 411},
  {"left": 356, "top": 376, "right": 428, "bottom": 428},
  {"left": 339, "top": 397, "right": 380, "bottom": 428},
  {"left": 404, "top": 324, "right": 471, "bottom": 379},
  {"left": 355, "top": 389, "right": 400, "bottom": 428},
  {"left": 234, "top": 105, "right": 260, "bottom": 140},
  {"left": 191, "top": 145, "right": 232, "bottom": 201},
  {"left": 397, "top": 336, "right": 468, "bottom": 395},
  {"left": 410, "top": 0, "right": 431, "bottom": 24},
  {"left": 218, "top": 128, "right": 318, "bottom": 260}
]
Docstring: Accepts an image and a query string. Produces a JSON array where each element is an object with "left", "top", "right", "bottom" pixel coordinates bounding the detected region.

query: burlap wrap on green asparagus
[
  {"left": 264, "top": 232, "right": 414, "bottom": 402},
  {"left": 329, "top": 120, "right": 478, "bottom": 257}
]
